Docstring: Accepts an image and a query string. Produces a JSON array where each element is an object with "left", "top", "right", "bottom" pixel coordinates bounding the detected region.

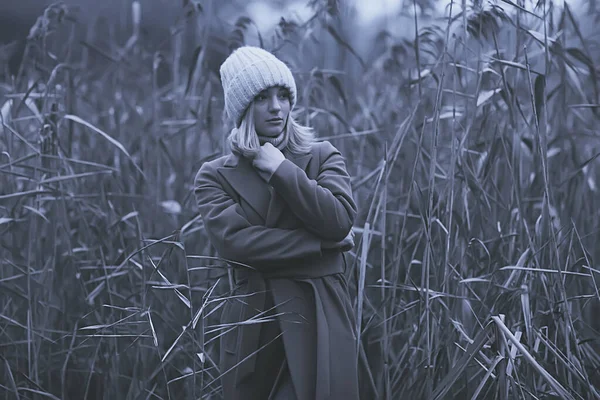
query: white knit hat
[{"left": 219, "top": 46, "right": 297, "bottom": 127}]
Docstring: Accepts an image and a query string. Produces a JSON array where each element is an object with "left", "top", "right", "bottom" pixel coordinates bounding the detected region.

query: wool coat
[{"left": 194, "top": 140, "right": 359, "bottom": 400}]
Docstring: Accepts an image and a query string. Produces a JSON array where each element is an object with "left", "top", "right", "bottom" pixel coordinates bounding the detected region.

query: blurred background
[{"left": 2, "top": 0, "right": 600, "bottom": 399}]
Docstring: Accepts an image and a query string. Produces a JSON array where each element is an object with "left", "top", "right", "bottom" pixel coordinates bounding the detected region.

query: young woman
[{"left": 194, "top": 46, "right": 359, "bottom": 400}]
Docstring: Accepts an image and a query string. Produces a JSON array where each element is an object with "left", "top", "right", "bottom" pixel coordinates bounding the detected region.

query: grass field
[{"left": 1, "top": 0, "right": 600, "bottom": 398}]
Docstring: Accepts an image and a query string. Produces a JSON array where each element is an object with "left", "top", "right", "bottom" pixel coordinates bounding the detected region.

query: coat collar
[
  {"left": 217, "top": 149, "right": 313, "bottom": 222},
  {"left": 221, "top": 149, "right": 312, "bottom": 169}
]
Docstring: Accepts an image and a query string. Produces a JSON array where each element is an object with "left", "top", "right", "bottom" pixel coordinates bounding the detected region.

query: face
[{"left": 252, "top": 86, "right": 291, "bottom": 137}]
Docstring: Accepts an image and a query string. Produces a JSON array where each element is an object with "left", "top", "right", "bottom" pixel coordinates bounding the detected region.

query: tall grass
[{"left": 1, "top": 0, "right": 600, "bottom": 398}]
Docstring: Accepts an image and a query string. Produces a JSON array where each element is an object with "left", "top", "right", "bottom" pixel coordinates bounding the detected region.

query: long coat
[{"left": 194, "top": 140, "right": 359, "bottom": 400}]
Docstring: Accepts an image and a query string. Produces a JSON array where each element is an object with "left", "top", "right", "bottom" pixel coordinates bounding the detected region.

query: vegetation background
[{"left": 1, "top": 0, "right": 600, "bottom": 398}]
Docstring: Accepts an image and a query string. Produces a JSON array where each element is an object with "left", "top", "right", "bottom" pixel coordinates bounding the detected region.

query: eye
[
  {"left": 278, "top": 90, "right": 290, "bottom": 100},
  {"left": 255, "top": 93, "right": 267, "bottom": 101}
]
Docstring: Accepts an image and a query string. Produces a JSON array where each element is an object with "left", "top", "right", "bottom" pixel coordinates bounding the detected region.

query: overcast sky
[
  {"left": 246, "top": 0, "right": 582, "bottom": 32},
  {"left": 247, "top": 0, "right": 411, "bottom": 31}
]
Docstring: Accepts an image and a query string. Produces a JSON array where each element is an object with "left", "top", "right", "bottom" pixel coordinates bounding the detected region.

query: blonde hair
[{"left": 227, "top": 102, "right": 316, "bottom": 158}]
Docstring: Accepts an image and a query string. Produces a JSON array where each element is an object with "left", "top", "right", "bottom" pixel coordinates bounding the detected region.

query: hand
[
  {"left": 252, "top": 142, "right": 285, "bottom": 181},
  {"left": 321, "top": 229, "right": 355, "bottom": 252}
]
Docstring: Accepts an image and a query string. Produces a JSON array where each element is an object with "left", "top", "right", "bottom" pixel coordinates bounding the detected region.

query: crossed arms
[{"left": 194, "top": 141, "right": 357, "bottom": 267}]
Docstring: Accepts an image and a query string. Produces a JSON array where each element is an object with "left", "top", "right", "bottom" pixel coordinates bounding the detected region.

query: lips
[{"left": 266, "top": 118, "right": 283, "bottom": 126}]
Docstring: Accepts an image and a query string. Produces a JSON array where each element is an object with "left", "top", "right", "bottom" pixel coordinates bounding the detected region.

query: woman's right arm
[{"left": 194, "top": 162, "right": 324, "bottom": 267}]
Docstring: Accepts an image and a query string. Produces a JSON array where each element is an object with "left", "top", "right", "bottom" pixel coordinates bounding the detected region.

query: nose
[{"left": 267, "top": 95, "right": 282, "bottom": 112}]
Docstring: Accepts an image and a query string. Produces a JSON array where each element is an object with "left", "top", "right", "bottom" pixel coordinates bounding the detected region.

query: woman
[{"left": 194, "top": 46, "right": 359, "bottom": 400}]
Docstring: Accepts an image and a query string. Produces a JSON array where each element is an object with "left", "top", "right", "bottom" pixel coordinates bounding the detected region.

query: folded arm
[
  {"left": 194, "top": 161, "right": 323, "bottom": 269},
  {"left": 268, "top": 141, "right": 357, "bottom": 242}
]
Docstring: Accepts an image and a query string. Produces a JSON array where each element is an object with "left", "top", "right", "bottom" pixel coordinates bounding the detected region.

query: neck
[{"left": 257, "top": 131, "right": 287, "bottom": 150}]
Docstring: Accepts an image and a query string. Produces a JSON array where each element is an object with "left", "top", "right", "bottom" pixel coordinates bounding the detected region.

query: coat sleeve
[
  {"left": 194, "top": 161, "right": 323, "bottom": 268},
  {"left": 268, "top": 141, "right": 357, "bottom": 242}
]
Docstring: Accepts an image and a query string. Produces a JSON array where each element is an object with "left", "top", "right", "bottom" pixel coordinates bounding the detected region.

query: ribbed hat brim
[{"left": 219, "top": 46, "right": 297, "bottom": 126}]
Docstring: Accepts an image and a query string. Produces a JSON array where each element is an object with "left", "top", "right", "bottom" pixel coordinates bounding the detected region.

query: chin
[{"left": 261, "top": 128, "right": 283, "bottom": 137}]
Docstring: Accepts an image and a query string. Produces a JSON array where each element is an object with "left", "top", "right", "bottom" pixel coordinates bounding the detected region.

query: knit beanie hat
[{"left": 219, "top": 46, "right": 297, "bottom": 127}]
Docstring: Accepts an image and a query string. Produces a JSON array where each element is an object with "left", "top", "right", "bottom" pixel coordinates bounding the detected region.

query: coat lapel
[
  {"left": 287, "top": 151, "right": 313, "bottom": 172},
  {"left": 264, "top": 151, "right": 313, "bottom": 226},
  {"left": 217, "top": 153, "right": 270, "bottom": 221},
  {"left": 217, "top": 150, "right": 314, "bottom": 225}
]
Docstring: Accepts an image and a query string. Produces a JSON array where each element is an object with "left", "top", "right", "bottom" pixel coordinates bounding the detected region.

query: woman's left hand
[{"left": 252, "top": 143, "right": 285, "bottom": 180}]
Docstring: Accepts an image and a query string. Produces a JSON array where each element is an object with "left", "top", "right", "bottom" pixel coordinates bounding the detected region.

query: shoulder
[
  {"left": 311, "top": 140, "right": 343, "bottom": 161},
  {"left": 310, "top": 140, "right": 339, "bottom": 157},
  {"left": 194, "top": 154, "right": 229, "bottom": 183}
]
